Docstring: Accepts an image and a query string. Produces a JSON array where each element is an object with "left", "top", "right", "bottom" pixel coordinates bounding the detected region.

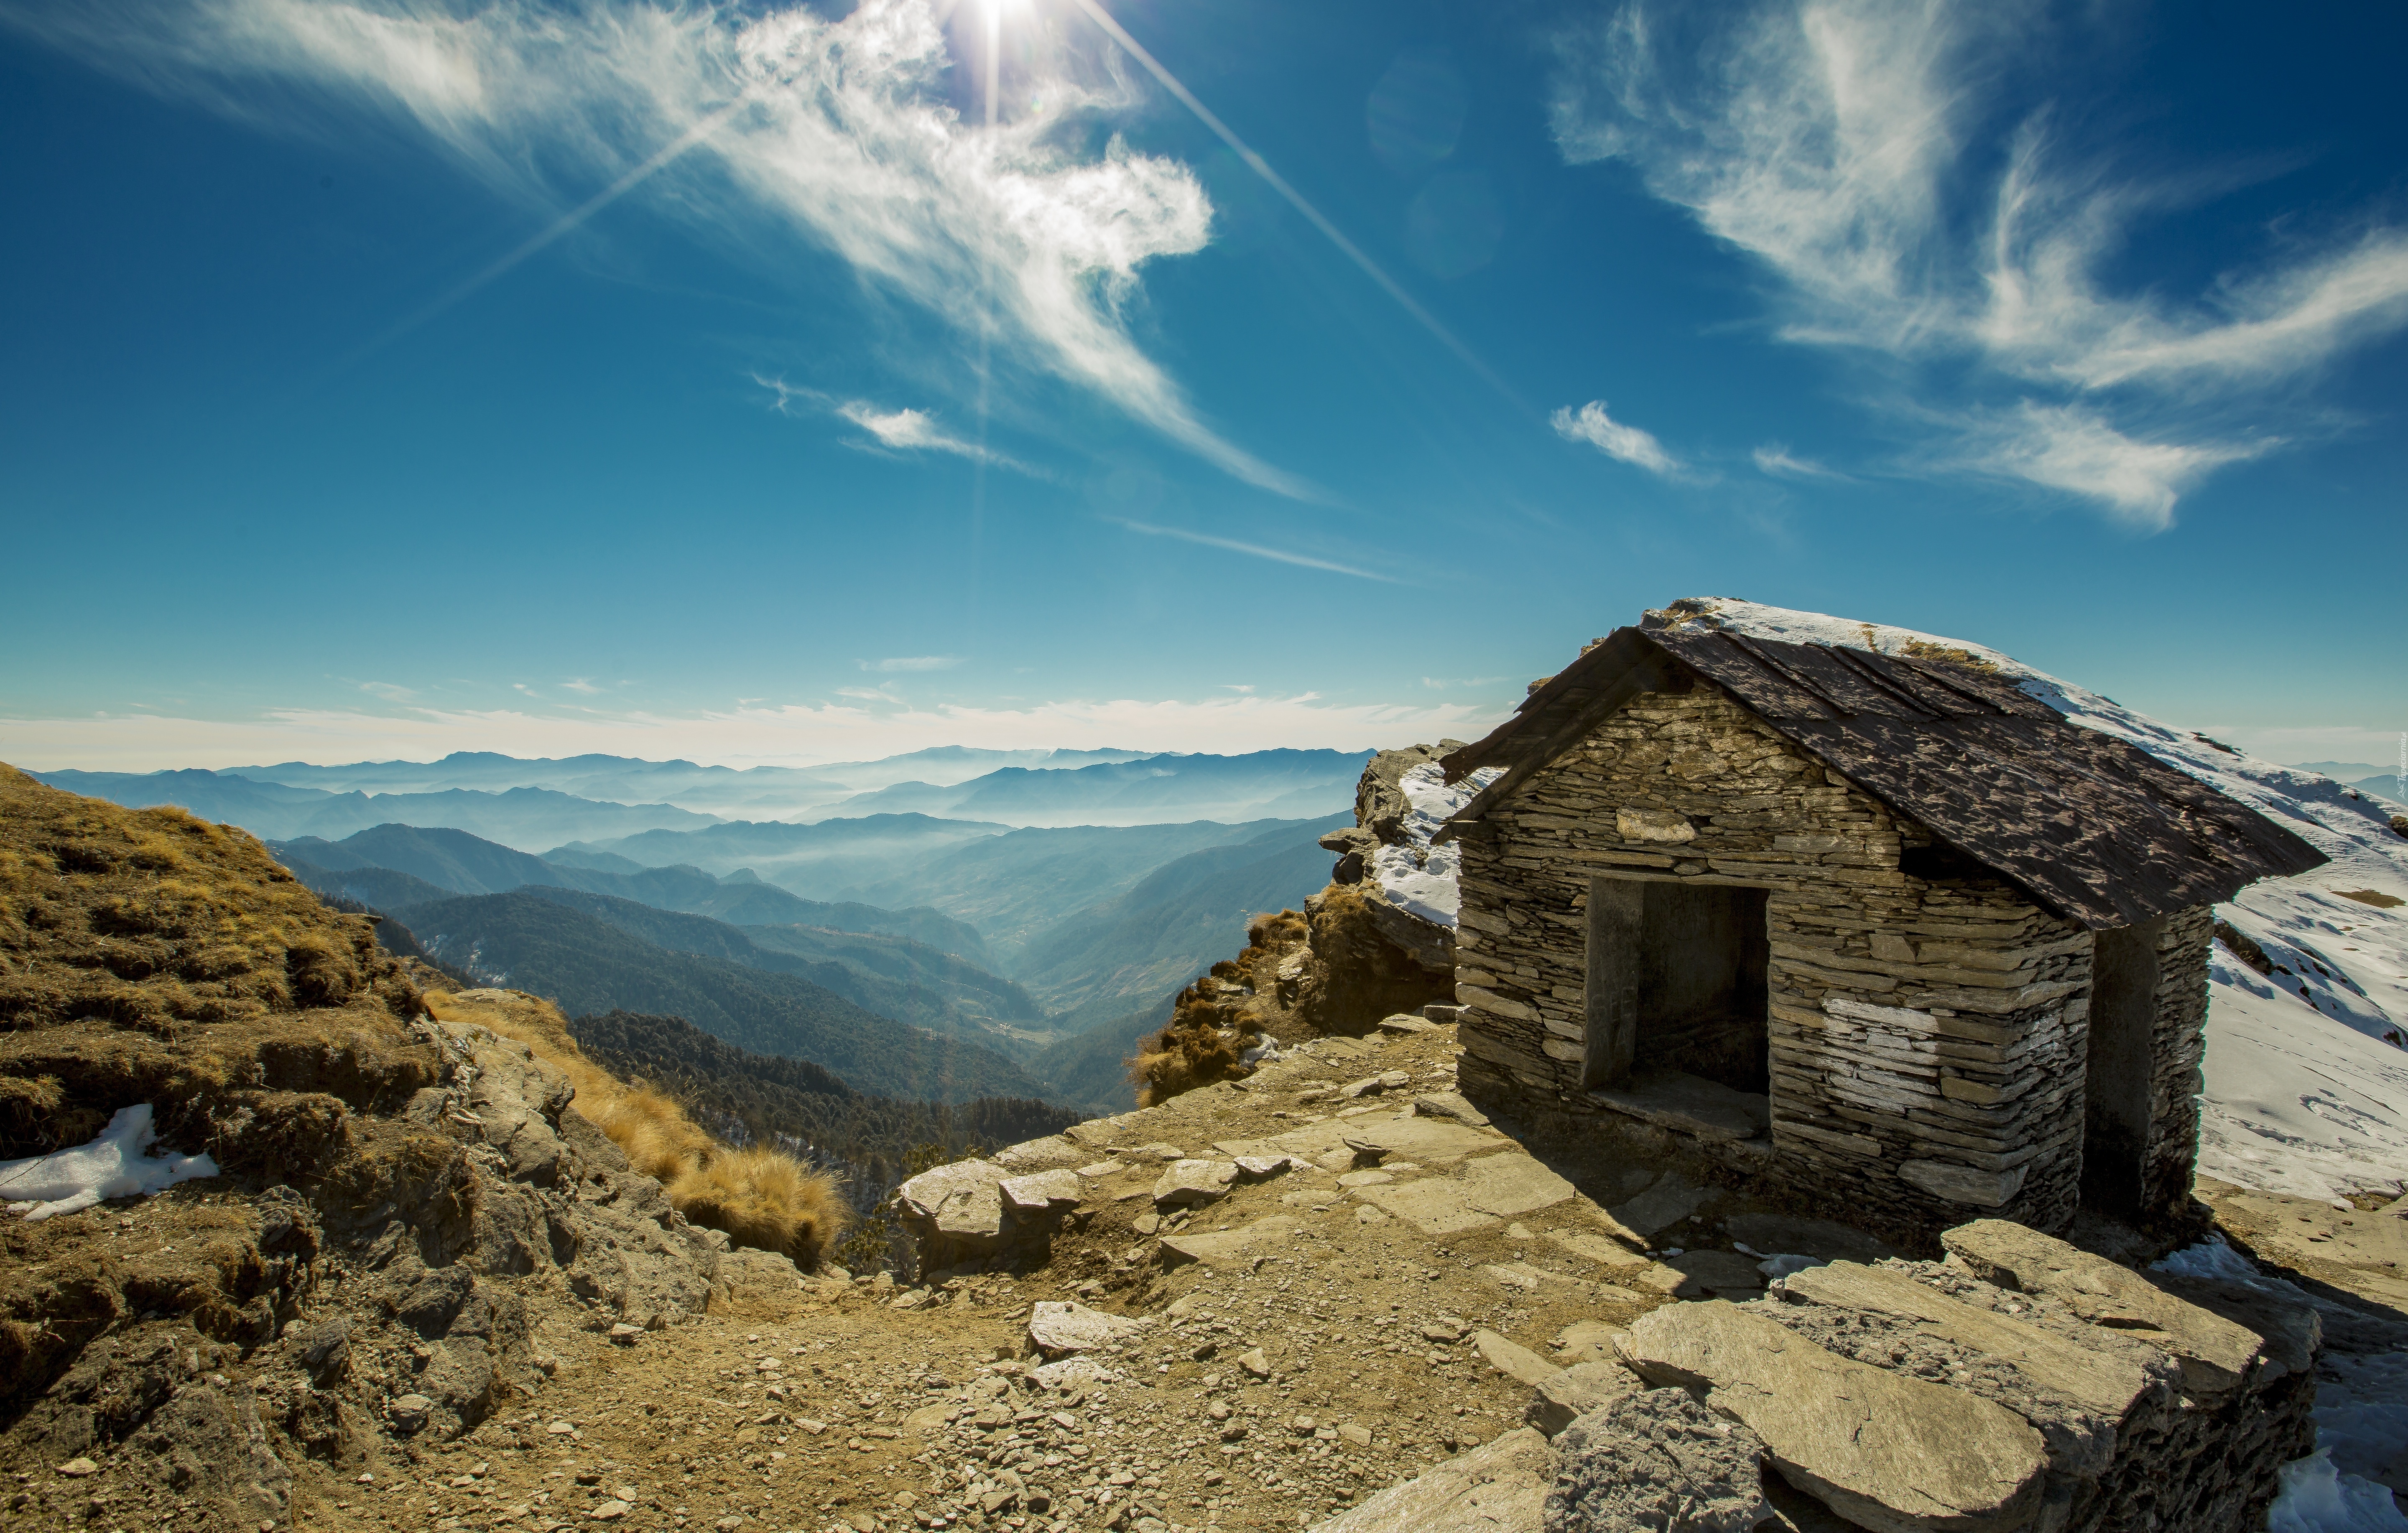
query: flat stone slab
[
  {"left": 1588, "top": 1070, "right": 1770, "bottom": 1144},
  {"left": 1941, "top": 1220, "right": 2268, "bottom": 1400},
  {"left": 1378, "top": 1013, "right": 1438, "bottom": 1034},
  {"left": 1272, "top": 1115, "right": 1502, "bottom": 1168},
  {"left": 1159, "top": 1215, "right": 1301, "bottom": 1272},
  {"left": 1153, "top": 1159, "right": 1240, "bottom": 1208},
  {"left": 1543, "top": 1228, "right": 1652, "bottom": 1273},
  {"left": 1027, "top": 1301, "right": 1149, "bottom": 1358},
  {"left": 1308, "top": 1427, "right": 1553, "bottom": 1533},
  {"left": 1617, "top": 1299, "right": 2049, "bottom": 1533},
  {"left": 1659, "top": 1249, "right": 1764, "bottom": 1298},
  {"left": 896, "top": 1160, "right": 1012, "bottom": 1248},
  {"left": 1357, "top": 1152, "right": 1579, "bottom": 1236},
  {"left": 1474, "top": 1329, "right": 1561, "bottom": 1388},
  {"left": 1412, "top": 1092, "right": 1491, "bottom": 1127},
  {"left": 1546, "top": 1386, "right": 1771, "bottom": 1530},
  {"left": 1725, "top": 1213, "right": 1898, "bottom": 1267},
  {"left": 998, "top": 1169, "right": 1085, "bottom": 1212},
  {"left": 1339, "top": 1070, "right": 1415, "bottom": 1099},
  {"left": 1551, "top": 1320, "right": 1628, "bottom": 1368},
  {"left": 1783, "top": 1261, "right": 2160, "bottom": 1421},
  {"left": 992, "top": 1135, "right": 1089, "bottom": 1172},
  {"left": 1610, "top": 1171, "right": 1708, "bottom": 1239}
]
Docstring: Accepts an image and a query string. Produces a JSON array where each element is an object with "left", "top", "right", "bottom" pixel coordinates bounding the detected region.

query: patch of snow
[
  {"left": 1756, "top": 1253, "right": 1824, "bottom": 1279},
  {"left": 2268, "top": 1452, "right": 2408, "bottom": 1533},
  {"left": 0, "top": 1105, "right": 220, "bottom": 1221},
  {"left": 1367, "top": 761, "right": 1502, "bottom": 927},
  {"left": 1665, "top": 597, "right": 2408, "bottom": 1200}
]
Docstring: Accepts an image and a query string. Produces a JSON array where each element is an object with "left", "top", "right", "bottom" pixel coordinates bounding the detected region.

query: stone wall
[
  {"left": 2143, "top": 906, "right": 2214, "bottom": 1217},
  {"left": 1452, "top": 683, "right": 2148, "bottom": 1237}
]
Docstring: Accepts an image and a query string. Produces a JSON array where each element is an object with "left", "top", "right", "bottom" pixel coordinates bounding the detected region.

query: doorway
[
  {"left": 2082, "top": 918, "right": 2163, "bottom": 1217},
  {"left": 1584, "top": 876, "right": 1770, "bottom": 1095}
]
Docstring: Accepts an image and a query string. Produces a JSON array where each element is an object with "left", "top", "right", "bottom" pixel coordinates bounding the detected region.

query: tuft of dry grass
[
  {"left": 423, "top": 987, "right": 844, "bottom": 1268},
  {"left": 1129, "top": 910, "right": 1310, "bottom": 1107}
]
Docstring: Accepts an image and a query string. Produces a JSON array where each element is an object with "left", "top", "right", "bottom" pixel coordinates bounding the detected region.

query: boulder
[
  {"left": 1472, "top": 1329, "right": 1560, "bottom": 1389},
  {"left": 1378, "top": 1013, "right": 1439, "bottom": 1034},
  {"left": 1027, "top": 1302, "right": 1148, "bottom": 1358},
  {"left": 1616, "top": 1299, "right": 2049, "bottom": 1533},
  {"left": 1307, "top": 1426, "right": 1553, "bottom": 1533},
  {"left": 1545, "top": 1387, "right": 1772, "bottom": 1533},
  {"left": 896, "top": 1161, "right": 1013, "bottom": 1258},
  {"left": 1940, "top": 1220, "right": 2268, "bottom": 1399},
  {"left": 1525, "top": 1360, "right": 1639, "bottom": 1438},
  {"left": 998, "top": 1170, "right": 1085, "bottom": 1214},
  {"left": 1780, "top": 1261, "right": 2161, "bottom": 1423},
  {"left": 1153, "top": 1160, "right": 1240, "bottom": 1208}
]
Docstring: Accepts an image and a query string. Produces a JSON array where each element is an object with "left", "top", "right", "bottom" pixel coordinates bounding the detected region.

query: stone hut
[{"left": 1434, "top": 613, "right": 2326, "bottom": 1236}]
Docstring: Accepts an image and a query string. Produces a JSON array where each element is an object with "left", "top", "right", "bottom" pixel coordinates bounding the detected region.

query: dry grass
[
  {"left": 424, "top": 987, "right": 845, "bottom": 1268},
  {"left": 1129, "top": 910, "right": 1309, "bottom": 1107},
  {"left": 2333, "top": 888, "right": 2405, "bottom": 909}
]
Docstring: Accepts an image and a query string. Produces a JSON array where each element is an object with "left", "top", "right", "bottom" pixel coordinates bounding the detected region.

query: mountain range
[{"left": 35, "top": 745, "right": 1365, "bottom": 846}]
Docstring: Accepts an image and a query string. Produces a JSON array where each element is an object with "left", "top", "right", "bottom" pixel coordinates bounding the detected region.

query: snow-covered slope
[{"left": 1653, "top": 597, "right": 2408, "bottom": 1200}]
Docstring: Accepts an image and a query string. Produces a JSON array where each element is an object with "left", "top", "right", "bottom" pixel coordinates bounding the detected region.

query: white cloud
[
  {"left": 1551, "top": 0, "right": 2408, "bottom": 524},
  {"left": 1948, "top": 403, "right": 2270, "bottom": 531},
  {"left": 9, "top": 0, "right": 1309, "bottom": 497},
  {"left": 860, "top": 656, "right": 960, "bottom": 674},
  {"left": 561, "top": 677, "right": 603, "bottom": 695},
  {"left": 1107, "top": 518, "right": 1401, "bottom": 583},
  {"left": 1750, "top": 443, "right": 1849, "bottom": 481},
  {"left": 0, "top": 693, "right": 1507, "bottom": 773},
  {"left": 1550, "top": 400, "right": 1679, "bottom": 476}
]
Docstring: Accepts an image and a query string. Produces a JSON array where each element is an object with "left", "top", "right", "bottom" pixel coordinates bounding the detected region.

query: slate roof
[{"left": 1437, "top": 626, "right": 2326, "bottom": 930}]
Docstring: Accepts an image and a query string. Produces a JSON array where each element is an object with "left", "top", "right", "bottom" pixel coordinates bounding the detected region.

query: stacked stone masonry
[{"left": 1451, "top": 685, "right": 2215, "bottom": 1236}]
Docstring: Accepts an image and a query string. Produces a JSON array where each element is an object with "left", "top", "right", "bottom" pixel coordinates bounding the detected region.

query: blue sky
[{"left": 3, "top": 0, "right": 2404, "bottom": 772}]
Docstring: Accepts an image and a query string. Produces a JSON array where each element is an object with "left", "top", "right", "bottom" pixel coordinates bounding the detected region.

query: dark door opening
[
  {"left": 1585, "top": 876, "right": 1770, "bottom": 1095},
  {"left": 2082, "top": 919, "right": 2162, "bottom": 1217}
]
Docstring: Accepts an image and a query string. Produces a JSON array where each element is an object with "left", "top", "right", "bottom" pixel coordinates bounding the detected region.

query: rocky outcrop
[{"left": 1545, "top": 1388, "right": 1773, "bottom": 1533}]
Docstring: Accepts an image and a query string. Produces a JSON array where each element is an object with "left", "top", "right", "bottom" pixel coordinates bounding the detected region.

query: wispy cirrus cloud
[
  {"left": 1750, "top": 443, "right": 1850, "bottom": 482},
  {"left": 1551, "top": 0, "right": 2408, "bottom": 528},
  {"left": 5, "top": 0, "right": 1310, "bottom": 497},
  {"left": 1550, "top": 400, "right": 1680, "bottom": 476},
  {"left": 1105, "top": 518, "right": 1401, "bottom": 584},
  {"left": 859, "top": 656, "right": 960, "bottom": 674}
]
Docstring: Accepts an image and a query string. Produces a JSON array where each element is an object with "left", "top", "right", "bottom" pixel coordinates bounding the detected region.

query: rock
[
  {"left": 1236, "top": 1348, "right": 1273, "bottom": 1380},
  {"left": 1272, "top": 1115, "right": 1499, "bottom": 1167},
  {"left": 1358, "top": 1152, "right": 1579, "bottom": 1235},
  {"left": 1000, "top": 1169, "right": 1086, "bottom": 1213},
  {"left": 1526, "top": 1360, "right": 1640, "bottom": 1438},
  {"left": 896, "top": 1160, "right": 1013, "bottom": 1257},
  {"left": 1133, "top": 1212, "right": 1160, "bottom": 1235},
  {"left": 1159, "top": 1215, "right": 1301, "bottom": 1271},
  {"left": 993, "top": 1135, "right": 1090, "bottom": 1172},
  {"left": 1152, "top": 1160, "right": 1240, "bottom": 1208},
  {"left": 1339, "top": 1169, "right": 1394, "bottom": 1188},
  {"left": 1545, "top": 1227, "right": 1652, "bottom": 1273},
  {"left": 2146, "top": 1272, "right": 2321, "bottom": 1384},
  {"left": 1342, "top": 1136, "right": 1391, "bottom": 1167},
  {"left": 1660, "top": 1249, "right": 1765, "bottom": 1298},
  {"left": 1115, "top": 1142, "right": 1189, "bottom": 1163},
  {"left": 607, "top": 1322, "right": 643, "bottom": 1346},
  {"left": 1472, "top": 1329, "right": 1560, "bottom": 1389},
  {"left": 1545, "top": 1387, "right": 1771, "bottom": 1532},
  {"left": 1551, "top": 1320, "right": 1628, "bottom": 1367},
  {"left": 1379, "top": 1013, "right": 1439, "bottom": 1034},
  {"left": 54, "top": 1457, "right": 98, "bottom": 1477},
  {"left": 1339, "top": 1071, "right": 1413, "bottom": 1099},
  {"left": 1029, "top": 1357, "right": 1120, "bottom": 1390},
  {"left": 1412, "top": 1092, "right": 1491, "bottom": 1127},
  {"left": 1308, "top": 1427, "right": 1553, "bottom": 1533},
  {"left": 589, "top": 1499, "right": 631, "bottom": 1520},
  {"left": 1724, "top": 1214, "right": 1898, "bottom": 1267},
  {"left": 1780, "top": 1261, "right": 2160, "bottom": 1421},
  {"left": 1616, "top": 1300, "right": 2049, "bottom": 1533},
  {"left": 1338, "top": 1423, "right": 1374, "bottom": 1447},
  {"left": 1609, "top": 1171, "right": 1707, "bottom": 1238},
  {"left": 1940, "top": 1219, "right": 2269, "bottom": 1398},
  {"left": 1233, "top": 1155, "right": 1302, "bottom": 1180},
  {"left": 1028, "top": 1302, "right": 1148, "bottom": 1358},
  {"left": 385, "top": 1393, "right": 438, "bottom": 1435}
]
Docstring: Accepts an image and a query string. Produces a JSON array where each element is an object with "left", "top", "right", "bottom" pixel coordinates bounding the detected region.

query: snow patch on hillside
[
  {"left": 1661, "top": 597, "right": 2408, "bottom": 1199},
  {"left": 0, "top": 1105, "right": 219, "bottom": 1221},
  {"left": 1368, "top": 762, "right": 1501, "bottom": 926}
]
